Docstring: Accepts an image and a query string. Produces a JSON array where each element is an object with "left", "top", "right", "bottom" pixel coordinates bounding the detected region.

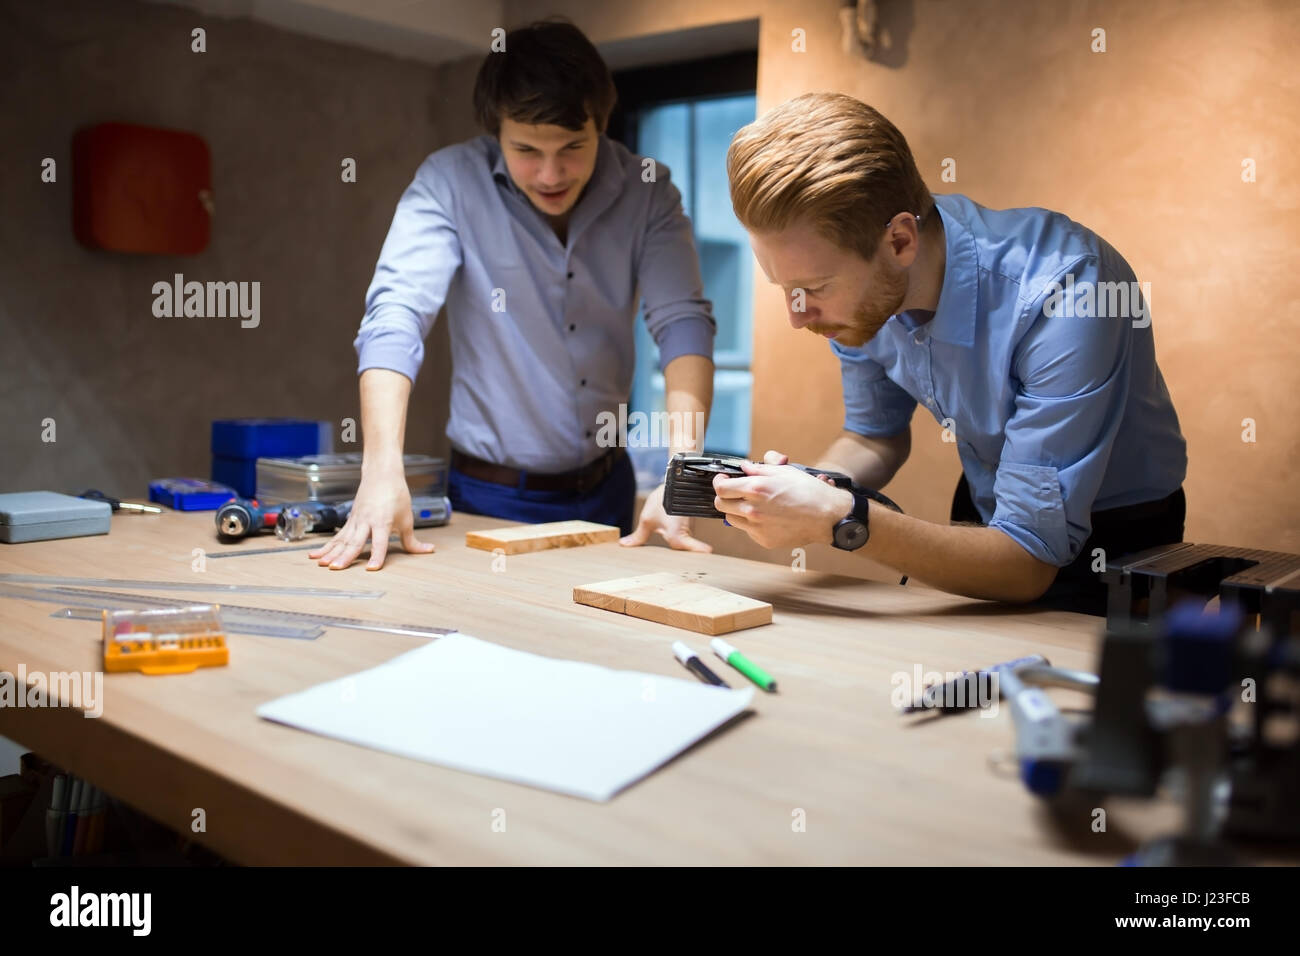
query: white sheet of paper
[{"left": 256, "top": 633, "right": 754, "bottom": 801}]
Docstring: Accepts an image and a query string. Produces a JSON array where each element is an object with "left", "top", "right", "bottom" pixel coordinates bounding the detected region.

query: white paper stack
[{"left": 257, "top": 633, "right": 754, "bottom": 801}]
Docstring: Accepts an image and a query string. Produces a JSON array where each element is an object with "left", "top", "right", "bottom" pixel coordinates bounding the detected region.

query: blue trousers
[{"left": 448, "top": 452, "right": 637, "bottom": 535}]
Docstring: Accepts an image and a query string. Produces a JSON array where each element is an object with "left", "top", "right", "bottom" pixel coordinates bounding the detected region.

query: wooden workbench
[{"left": 0, "top": 509, "right": 1170, "bottom": 865}]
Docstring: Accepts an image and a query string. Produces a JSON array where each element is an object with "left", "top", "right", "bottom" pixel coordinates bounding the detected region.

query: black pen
[{"left": 673, "top": 640, "right": 730, "bottom": 687}]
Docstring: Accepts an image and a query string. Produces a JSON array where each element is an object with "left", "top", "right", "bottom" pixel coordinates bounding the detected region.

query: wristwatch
[{"left": 831, "top": 486, "right": 874, "bottom": 551}]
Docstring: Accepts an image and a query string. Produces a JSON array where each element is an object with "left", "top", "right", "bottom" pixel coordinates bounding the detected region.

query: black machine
[{"left": 978, "top": 541, "right": 1300, "bottom": 864}]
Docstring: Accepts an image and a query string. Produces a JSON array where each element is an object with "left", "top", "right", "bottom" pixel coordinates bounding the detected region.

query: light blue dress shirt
[
  {"left": 833, "top": 193, "right": 1187, "bottom": 567},
  {"left": 355, "top": 134, "right": 715, "bottom": 473}
]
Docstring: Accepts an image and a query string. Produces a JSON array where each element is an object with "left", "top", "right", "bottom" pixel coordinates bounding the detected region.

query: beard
[{"left": 812, "top": 261, "right": 908, "bottom": 348}]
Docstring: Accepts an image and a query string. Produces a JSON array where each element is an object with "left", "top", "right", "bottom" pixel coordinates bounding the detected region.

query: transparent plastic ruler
[
  {"left": 0, "top": 573, "right": 380, "bottom": 600},
  {"left": 0, "top": 582, "right": 321, "bottom": 639},
  {"left": 48, "top": 586, "right": 452, "bottom": 639},
  {"left": 50, "top": 606, "right": 321, "bottom": 640}
]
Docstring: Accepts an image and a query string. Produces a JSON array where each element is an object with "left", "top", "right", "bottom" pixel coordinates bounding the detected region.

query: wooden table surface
[{"left": 0, "top": 509, "right": 1181, "bottom": 865}]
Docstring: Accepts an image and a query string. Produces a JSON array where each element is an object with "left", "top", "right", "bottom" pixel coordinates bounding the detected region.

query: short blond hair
[{"left": 727, "top": 93, "right": 933, "bottom": 259}]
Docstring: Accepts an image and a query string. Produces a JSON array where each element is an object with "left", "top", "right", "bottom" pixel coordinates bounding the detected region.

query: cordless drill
[{"left": 214, "top": 497, "right": 284, "bottom": 542}]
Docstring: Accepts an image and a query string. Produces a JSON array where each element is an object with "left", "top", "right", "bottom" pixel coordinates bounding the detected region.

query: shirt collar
[{"left": 918, "top": 194, "right": 977, "bottom": 347}]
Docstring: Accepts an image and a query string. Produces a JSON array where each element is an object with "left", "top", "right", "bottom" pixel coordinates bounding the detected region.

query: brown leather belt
[{"left": 450, "top": 447, "right": 625, "bottom": 494}]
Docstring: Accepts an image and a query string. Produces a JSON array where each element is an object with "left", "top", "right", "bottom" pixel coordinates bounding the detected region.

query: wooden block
[
  {"left": 465, "top": 520, "right": 620, "bottom": 555},
  {"left": 573, "top": 572, "right": 772, "bottom": 636}
]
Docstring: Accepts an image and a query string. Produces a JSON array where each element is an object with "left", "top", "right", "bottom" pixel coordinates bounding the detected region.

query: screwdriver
[{"left": 79, "top": 489, "right": 163, "bottom": 514}]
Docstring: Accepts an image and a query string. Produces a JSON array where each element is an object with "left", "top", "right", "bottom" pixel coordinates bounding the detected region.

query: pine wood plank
[
  {"left": 465, "top": 519, "right": 620, "bottom": 555},
  {"left": 573, "top": 572, "right": 773, "bottom": 635}
]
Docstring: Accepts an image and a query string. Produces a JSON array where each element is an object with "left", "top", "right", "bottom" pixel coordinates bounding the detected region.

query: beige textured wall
[{"left": 515, "top": 0, "right": 1300, "bottom": 567}]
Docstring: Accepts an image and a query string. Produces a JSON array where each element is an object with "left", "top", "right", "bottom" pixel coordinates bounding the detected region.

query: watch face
[{"left": 834, "top": 518, "right": 869, "bottom": 551}]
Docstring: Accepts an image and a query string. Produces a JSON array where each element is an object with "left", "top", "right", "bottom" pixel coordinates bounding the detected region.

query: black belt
[{"left": 451, "top": 447, "right": 625, "bottom": 494}]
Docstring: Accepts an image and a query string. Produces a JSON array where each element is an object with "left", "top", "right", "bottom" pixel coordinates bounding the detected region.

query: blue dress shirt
[
  {"left": 833, "top": 193, "right": 1187, "bottom": 567},
  {"left": 355, "top": 134, "right": 715, "bottom": 473}
]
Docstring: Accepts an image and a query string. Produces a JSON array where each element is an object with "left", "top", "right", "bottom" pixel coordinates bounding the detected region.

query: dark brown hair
[{"left": 472, "top": 19, "right": 617, "bottom": 135}]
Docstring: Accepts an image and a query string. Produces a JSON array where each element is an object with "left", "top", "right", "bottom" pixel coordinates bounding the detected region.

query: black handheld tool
[{"left": 662, "top": 452, "right": 903, "bottom": 519}]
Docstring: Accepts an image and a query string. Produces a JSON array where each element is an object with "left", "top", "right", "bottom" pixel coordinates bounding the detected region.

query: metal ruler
[
  {"left": 0, "top": 573, "right": 379, "bottom": 600},
  {"left": 206, "top": 535, "right": 401, "bottom": 559}
]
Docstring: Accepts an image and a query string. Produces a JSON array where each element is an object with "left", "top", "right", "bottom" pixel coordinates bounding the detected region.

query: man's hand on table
[
  {"left": 308, "top": 467, "right": 436, "bottom": 570},
  {"left": 620, "top": 482, "right": 712, "bottom": 552},
  {"left": 712, "top": 449, "right": 852, "bottom": 550}
]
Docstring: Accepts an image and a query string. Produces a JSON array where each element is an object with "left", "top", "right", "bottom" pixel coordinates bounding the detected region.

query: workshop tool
[
  {"left": 214, "top": 496, "right": 281, "bottom": 540},
  {"left": 662, "top": 452, "right": 903, "bottom": 519},
  {"left": 0, "top": 491, "right": 112, "bottom": 543},
  {"left": 275, "top": 494, "right": 451, "bottom": 541},
  {"left": 53, "top": 605, "right": 319, "bottom": 640},
  {"left": 217, "top": 494, "right": 451, "bottom": 542},
  {"left": 102, "top": 605, "right": 230, "bottom": 675},
  {"left": 78, "top": 489, "right": 163, "bottom": 514},
  {"left": 0, "top": 582, "right": 320, "bottom": 639},
  {"left": 996, "top": 662, "right": 1086, "bottom": 798},
  {"left": 1014, "top": 663, "right": 1099, "bottom": 694},
  {"left": 898, "top": 653, "right": 1049, "bottom": 715},
  {"left": 148, "top": 477, "right": 238, "bottom": 511},
  {"left": 49, "top": 585, "right": 451, "bottom": 639},
  {"left": 207, "top": 535, "right": 401, "bottom": 559},
  {"left": 3, "top": 582, "right": 422, "bottom": 641},
  {"left": 1102, "top": 541, "right": 1300, "bottom": 636},
  {"left": 0, "top": 573, "right": 378, "bottom": 600},
  {"left": 1032, "top": 592, "right": 1300, "bottom": 864}
]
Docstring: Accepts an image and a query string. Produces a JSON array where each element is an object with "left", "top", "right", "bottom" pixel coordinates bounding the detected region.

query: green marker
[{"left": 710, "top": 638, "right": 777, "bottom": 692}]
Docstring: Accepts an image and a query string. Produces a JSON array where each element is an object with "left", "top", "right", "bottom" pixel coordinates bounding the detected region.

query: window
[{"left": 610, "top": 54, "right": 757, "bottom": 489}]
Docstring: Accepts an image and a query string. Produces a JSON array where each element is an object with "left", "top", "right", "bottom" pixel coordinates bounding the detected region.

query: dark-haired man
[{"left": 312, "top": 20, "right": 716, "bottom": 571}]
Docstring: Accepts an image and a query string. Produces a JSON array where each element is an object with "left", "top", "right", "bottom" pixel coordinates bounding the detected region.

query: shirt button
[
  {"left": 567, "top": 271, "right": 574, "bottom": 279},
  {"left": 568, "top": 324, "right": 576, "bottom": 332},
  {"left": 585, "top": 430, "right": 593, "bottom": 438},
  {"left": 580, "top": 378, "right": 587, "bottom": 386}
]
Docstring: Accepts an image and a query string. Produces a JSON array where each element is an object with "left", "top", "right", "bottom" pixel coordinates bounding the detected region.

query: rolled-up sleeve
[
  {"left": 831, "top": 340, "right": 917, "bottom": 438},
  {"left": 989, "top": 256, "right": 1132, "bottom": 566},
  {"left": 636, "top": 167, "right": 715, "bottom": 370},
  {"left": 354, "top": 156, "right": 463, "bottom": 383}
]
